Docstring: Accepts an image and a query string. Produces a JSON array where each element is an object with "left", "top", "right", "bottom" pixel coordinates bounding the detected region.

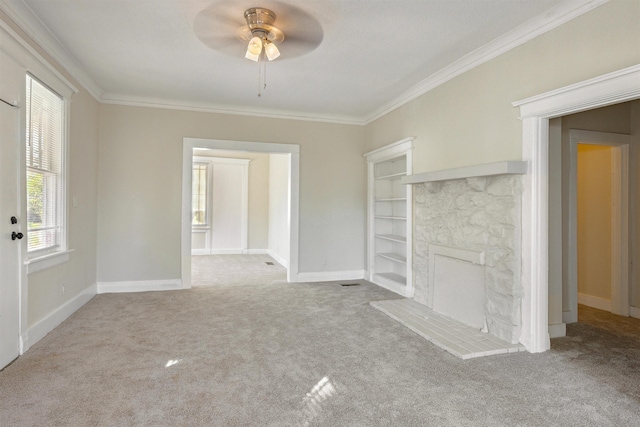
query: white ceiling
[{"left": 4, "top": 0, "right": 598, "bottom": 124}]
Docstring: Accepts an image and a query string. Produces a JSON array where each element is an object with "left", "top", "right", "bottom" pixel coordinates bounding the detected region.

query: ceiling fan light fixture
[
  {"left": 245, "top": 49, "right": 260, "bottom": 62},
  {"left": 247, "top": 36, "right": 263, "bottom": 55},
  {"left": 264, "top": 41, "right": 280, "bottom": 61},
  {"left": 242, "top": 7, "right": 285, "bottom": 96}
]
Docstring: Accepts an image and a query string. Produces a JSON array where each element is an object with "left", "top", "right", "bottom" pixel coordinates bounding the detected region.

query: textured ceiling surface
[{"left": 19, "top": 0, "right": 564, "bottom": 122}]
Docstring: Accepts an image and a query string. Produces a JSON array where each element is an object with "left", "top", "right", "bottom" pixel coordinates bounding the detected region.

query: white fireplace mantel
[{"left": 401, "top": 161, "right": 528, "bottom": 185}]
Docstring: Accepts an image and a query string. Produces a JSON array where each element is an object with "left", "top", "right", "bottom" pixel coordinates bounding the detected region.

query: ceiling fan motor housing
[
  {"left": 244, "top": 7, "right": 284, "bottom": 43},
  {"left": 244, "top": 8, "right": 276, "bottom": 27}
]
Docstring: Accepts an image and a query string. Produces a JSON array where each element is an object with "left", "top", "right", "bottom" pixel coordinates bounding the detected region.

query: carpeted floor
[{"left": 1, "top": 255, "right": 639, "bottom": 426}]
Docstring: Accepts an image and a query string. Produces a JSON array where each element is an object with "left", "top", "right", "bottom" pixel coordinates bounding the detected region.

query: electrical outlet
[
  {"left": 322, "top": 258, "right": 327, "bottom": 266},
  {"left": 62, "top": 284, "right": 65, "bottom": 295}
]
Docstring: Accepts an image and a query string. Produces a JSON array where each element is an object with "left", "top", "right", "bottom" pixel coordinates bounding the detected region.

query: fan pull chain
[
  {"left": 258, "top": 54, "right": 262, "bottom": 97},
  {"left": 263, "top": 58, "right": 267, "bottom": 91},
  {"left": 257, "top": 47, "right": 268, "bottom": 97}
]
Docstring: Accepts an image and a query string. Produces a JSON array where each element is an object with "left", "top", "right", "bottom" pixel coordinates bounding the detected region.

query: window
[
  {"left": 26, "top": 75, "right": 65, "bottom": 253},
  {"left": 192, "top": 162, "right": 208, "bottom": 226}
]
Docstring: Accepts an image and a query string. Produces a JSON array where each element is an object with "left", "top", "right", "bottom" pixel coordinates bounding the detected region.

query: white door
[
  {"left": 0, "top": 51, "right": 23, "bottom": 369},
  {"left": 211, "top": 163, "right": 245, "bottom": 251}
]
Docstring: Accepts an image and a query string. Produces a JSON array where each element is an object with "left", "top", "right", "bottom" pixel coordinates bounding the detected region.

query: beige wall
[
  {"left": 28, "top": 88, "right": 100, "bottom": 327},
  {"left": 193, "top": 149, "right": 270, "bottom": 250},
  {"left": 6, "top": 0, "right": 640, "bottom": 329},
  {"left": 361, "top": 0, "right": 639, "bottom": 327},
  {"left": 0, "top": 12, "right": 101, "bottom": 329},
  {"left": 577, "top": 144, "right": 613, "bottom": 300},
  {"left": 97, "top": 106, "right": 366, "bottom": 282},
  {"left": 364, "top": 0, "right": 640, "bottom": 173}
]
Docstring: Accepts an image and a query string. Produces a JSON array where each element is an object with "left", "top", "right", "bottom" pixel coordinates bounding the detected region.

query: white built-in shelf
[
  {"left": 375, "top": 272, "right": 407, "bottom": 286},
  {"left": 401, "top": 161, "right": 528, "bottom": 185},
  {"left": 365, "top": 138, "right": 413, "bottom": 298},
  {"left": 375, "top": 234, "right": 407, "bottom": 243},
  {"left": 375, "top": 216, "right": 406, "bottom": 220},
  {"left": 378, "top": 253, "right": 407, "bottom": 263},
  {"left": 375, "top": 197, "right": 407, "bottom": 202},
  {"left": 375, "top": 171, "right": 406, "bottom": 180}
]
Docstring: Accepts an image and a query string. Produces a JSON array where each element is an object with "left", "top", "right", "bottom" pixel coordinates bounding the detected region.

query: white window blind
[
  {"left": 26, "top": 75, "right": 64, "bottom": 252},
  {"left": 192, "top": 162, "right": 208, "bottom": 226}
]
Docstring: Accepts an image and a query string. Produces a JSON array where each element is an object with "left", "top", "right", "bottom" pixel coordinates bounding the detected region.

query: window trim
[
  {"left": 23, "top": 72, "right": 72, "bottom": 271},
  {"left": 24, "top": 249, "right": 74, "bottom": 275},
  {"left": 191, "top": 158, "right": 212, "bottom": 229}
]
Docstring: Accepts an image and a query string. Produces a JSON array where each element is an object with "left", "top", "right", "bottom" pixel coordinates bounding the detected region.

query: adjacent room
[
  {"left": 188, "top": 148, "right": 291, "bottom": 286},
  {"left": 0, "top": 0, "right": 639, "bottom": 425}
]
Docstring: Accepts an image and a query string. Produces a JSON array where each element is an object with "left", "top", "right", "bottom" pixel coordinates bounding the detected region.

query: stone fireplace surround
[{"left": 403, "top": 161, "right": 528, "bottom": 344}]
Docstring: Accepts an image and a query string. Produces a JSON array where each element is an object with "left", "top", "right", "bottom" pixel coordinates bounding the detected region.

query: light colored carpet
[
  {"left": 191, "top": 254, "right": 287, "bottom": 287},
  {"left": 1, "top": 256, "right": 639, "bottom": 426}
]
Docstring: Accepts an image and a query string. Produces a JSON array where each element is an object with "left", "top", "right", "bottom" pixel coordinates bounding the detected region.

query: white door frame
[
  {"left": 513, "top": 64, "right": 640, "bottom": 353},
  {"left": 567, "top": 130, "right": 631, "bottom": 321},
  {"left": 182, "top": 138, "right": 300, "bottom": 285}
]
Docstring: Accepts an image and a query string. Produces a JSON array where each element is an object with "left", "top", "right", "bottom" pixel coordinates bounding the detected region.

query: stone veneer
[{"left": 413, "top": 175, "right": 523, "bottom": 343}]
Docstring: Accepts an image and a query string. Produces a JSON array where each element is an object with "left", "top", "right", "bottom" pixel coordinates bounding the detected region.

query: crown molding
[
  {"left": 0, "top": 0, "right": 609, "bottom": 127},
  {"left": 0, "top": 17, "right": 77, "bottom": 96},
  {"left": 100, "top": 93, "right": 367, "bottom": 126},
  {"left": 362, "top": 0, "right": 609, "bottom": 124},
  {"left": 0, "top": 0, "right": 104, "bottom": 100}
]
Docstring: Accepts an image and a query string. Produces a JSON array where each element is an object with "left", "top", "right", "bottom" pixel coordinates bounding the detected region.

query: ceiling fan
[
  {"left": 241, "top": 8, "right": 283, "bottom": 62},
  {"left": 193, "top": 1, "right": 323, "bottom": 62},
  {"left": 192, "top": 2, "right": 323, "bottom": 96}
]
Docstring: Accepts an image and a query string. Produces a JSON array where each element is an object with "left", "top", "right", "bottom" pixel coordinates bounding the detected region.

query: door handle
[{"left": 11, "top": 231, "right": 23, "bottom": 240}]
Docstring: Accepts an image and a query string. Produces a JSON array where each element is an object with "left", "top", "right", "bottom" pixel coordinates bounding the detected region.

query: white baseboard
[
  {"left": 578, "top": 293, "right": 611, "bottom": 312},
  {"left": 267, "top": 250, "right": 288, "bottom": 268},
  {"left": 630, "top": 306, "right": 640, "bottom": 319},
  {"left": 548, "top": 323, "right": 567, "bottom": 338},
  {"left": 97, "top": 279, "right": 183, "bottom": 294},
  {"left": 562, "top": 309, "right": 577, "bottom": 325},
  {"left": 245, "top": 249, "right": 268, "bottom": 255},
  {"left": 295, "top": 270, "right": 365, "bottom": 283},
  {"left": 24, "top": 283, "right": 97, "bottom": 352},
  {"left": 193, "top": 248, "right": 268, "bottom": 255}
]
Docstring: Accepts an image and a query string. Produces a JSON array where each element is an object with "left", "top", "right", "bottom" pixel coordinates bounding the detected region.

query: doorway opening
[
  {"left": 513, "top": 64, "right": 640, "bottom": 353},
  {"left": 181, "top": 138, "right": 300, "bottom": 287},
  {"left": 547, "top": 102, "right": 637, "bottom": 347},
  {"left": 570, "top": 131, "right": 631, "bottom": 320},
  {"left": 189, "top": 148, "right": 289, "bottom": 286}
]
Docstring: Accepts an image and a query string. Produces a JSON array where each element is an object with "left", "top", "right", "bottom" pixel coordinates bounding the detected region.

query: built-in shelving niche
[{"left": 364, "top": 137, "right": 413, "bottom": 297}]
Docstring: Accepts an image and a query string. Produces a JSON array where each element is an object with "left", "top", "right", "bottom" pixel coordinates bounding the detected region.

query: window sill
[{"left": 25, "top": 249, "right": 74, "bottom": 275}]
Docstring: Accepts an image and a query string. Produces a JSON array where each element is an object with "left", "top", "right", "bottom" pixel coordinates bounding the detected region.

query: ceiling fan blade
[
  {"left": 277, "top": 35, "right": 322, "bottom": 59},
  {"left": 269, "top": 2, "right": 323, "bottom": 58},
  {"left": 192, "top": 2, "right": 246, "bottom": 53}
]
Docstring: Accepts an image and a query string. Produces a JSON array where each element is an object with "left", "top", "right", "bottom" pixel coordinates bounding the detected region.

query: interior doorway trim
[
  {"left": 181, "top": 138, "right": 300, "bottom": 285},
  {"left": 568, "top": 130, "right": 631, "bottom": 320},
  {"left": 513, "top": 64, "right": 640, "bottom": 353}
]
